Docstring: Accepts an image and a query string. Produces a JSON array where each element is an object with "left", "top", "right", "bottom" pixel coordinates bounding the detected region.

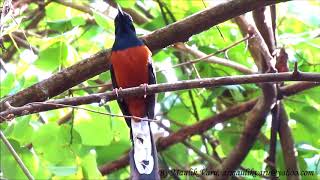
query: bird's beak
[{"left": 117, "top": 4, "right": 124, "bottom": 16}]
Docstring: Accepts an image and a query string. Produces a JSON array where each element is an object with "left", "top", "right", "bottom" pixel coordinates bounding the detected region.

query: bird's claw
[
  {"left": 140, "top": 83, "right": 148, "bottom": 98},
  {"left": 113, "top": 87, "right": 122, "bottom": 98}
]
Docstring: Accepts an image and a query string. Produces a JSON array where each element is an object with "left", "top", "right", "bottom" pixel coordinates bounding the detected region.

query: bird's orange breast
[{"left": 111, "top": 45, "right": 152, "bottom": 118}]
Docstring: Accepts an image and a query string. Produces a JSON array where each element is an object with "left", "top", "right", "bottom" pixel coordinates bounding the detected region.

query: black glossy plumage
[{"left": 112, "top": 9, "right": 143, "bottom": 51}]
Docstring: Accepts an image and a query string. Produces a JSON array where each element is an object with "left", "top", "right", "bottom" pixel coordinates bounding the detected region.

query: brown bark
[{"left": 0, "top": 0, "right": 289, "bottom": 111}]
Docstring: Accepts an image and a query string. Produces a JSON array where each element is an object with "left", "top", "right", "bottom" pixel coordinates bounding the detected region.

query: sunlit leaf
[
  {"left": 73, "top": 105, "right": 112, "bottom": 146},
  {"left": 0, "top": 72, "right": 16, "bottom": 98},
  {"left": 115, "top": 0, "right": 136, "bottom": 8},
  {"left": 34, "top": 41, "right": 68, "bottom": 71},
  {"left": 47, "top": 16, "right": 86, "bottom": 32},
  {"left": 92, "top": 11, "right": 114, "bottom": 32}
]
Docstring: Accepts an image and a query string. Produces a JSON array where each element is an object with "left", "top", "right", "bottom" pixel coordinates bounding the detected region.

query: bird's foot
[
  {"left": 140, "top": 83, "right": 148, "bottom": 98},
  {"left": 113, "top": 87, "right": 123, "bottom": 98}
]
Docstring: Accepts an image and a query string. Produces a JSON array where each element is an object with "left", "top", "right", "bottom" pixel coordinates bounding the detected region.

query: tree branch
[
  {"left": 1, "top": 72, "right": 319, "bottom": 120},
  {"left": 99, "top": 99, "right": 256, "bottom": 174},
  {"left": 53, "top": 0, "right": 92, "bottom": 15},
  {"left": 2, "top": 1, "right": 47, "bottom": 61},
  {"left": 215, "top": 12, "right": 278, "bottom": 179},
  {"left": 253, "top": 7, "right": 276, "bottom": 53},
  {"left": 234, "top": 15, "right": 275, "bottom": 73},
  {"left": 0, "top": 0, "right": 289, "bottom": 111},
  {"left": 253, "top": 5, "right": 279, "bottom": 178},
  {"left": 281, "top": 81, "right": 319, "bottom": 97},
  {"left": 278, "top": 103, "right": 300, "bottom": 180},
  {"left": 97, "top": 80, "right": 317, "bottom": 175},
  {"left": 216, "top": 83, "right": 276, "bottom": 179},
  {"left": 173, "top": 41, "right": 254, "bottom": 74}
]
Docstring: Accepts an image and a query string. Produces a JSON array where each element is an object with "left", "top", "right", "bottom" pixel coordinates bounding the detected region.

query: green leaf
[
  {"left": 142, "top": 16, "right": 166, "bottom": 31},
  {"left": 223, "top": 85, "right": 245, "bottom": 101},
  {"left": 34, "top": 41, "right": 68, "bottom": 71},
  {"left": 290, "top": 106, "right": 320, "bottom": 148},
  {"left": 0, "top": 139, "right": 28, "bottom": 180},
  {"left": 107, "top": 168, "right": 130, "bottom": 180},
  {"left": 96, "top": 109, "right": 130, "bottom": 164},
  {"left": 216, "top": 120, "right": 243, "bottom": 155},
  {"left": 0, "top": 139, "right": 51, "bottom": 180},
  {"left": 32, "top": 123, "right": 77, "bottom": 164},
  {"left": 45, "top": 2, "right": 68, "bottom": 21},
  {"left": 48, "top": 165, "right": 78, "bottom": 176},
  {"left": 242, "top": 150, "right": 265, "bottom": 172},
  {"left": 81, "top": 151, "right": 104, "bottom": 179},
  {"left": 19, "top": 75, "right": 38, "bottom": 89},
  {"left": 74, "top": 105, "right": 112, "bottom": 146},
  {"left": 92, "top": 11, "right": 113, "bottom": 31},
  {"left": 163, "top": 144, "right": 188, "bottom": 167},
  {"left": 8, "top": 116, "right": 34, "bottom": 145},
  {"left": 98, "top": 71, "right": 111, "bottom": 82},
  {"left": 47, "top": 16, "right": 86, "bottom": 32},
  {"left": 167, "top": 104, "right": 193, "bottom": 130},
  {"left": 115, "top": 0, "right": 136, "bottom": 8},
  {"left": 0, "top": 72, "right": 16, "bottom": 98}
]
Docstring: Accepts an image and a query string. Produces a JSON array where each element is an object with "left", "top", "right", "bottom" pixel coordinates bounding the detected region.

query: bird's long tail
[{"left": 129, "top": 119, "right": 160, "bottom": 180}]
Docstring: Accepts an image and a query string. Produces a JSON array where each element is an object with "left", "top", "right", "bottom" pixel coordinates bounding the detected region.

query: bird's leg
[
  {"left": 140, "top": 83, "right": 148, "bottom": 98},
  {"left": 113, "top": 87, "right": 123, "bottom": 98}
]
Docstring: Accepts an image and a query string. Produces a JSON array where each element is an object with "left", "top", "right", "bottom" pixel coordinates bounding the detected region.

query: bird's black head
[
  {"left": 114, "top": 5, "right": 136, "bottom": 37},
  {"left": 112, "top": 5, "right": 143, "bottom": 51}
]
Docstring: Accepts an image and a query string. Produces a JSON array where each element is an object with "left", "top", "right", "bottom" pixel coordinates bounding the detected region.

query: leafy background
[{"left": 0, "top": 0, "right": 319, "bottom": 179}]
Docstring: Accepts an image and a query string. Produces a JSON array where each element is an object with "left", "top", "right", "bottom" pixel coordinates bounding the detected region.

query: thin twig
[
  {"left": 278, "top": 103, "right": 300, "bottom": 180},
  {"left": 161, "top": 34, "right": 252, "bottom": 72},
  {"left": 53, "top": 0, "right": 92, "bottom": 15},
  {"left": 266, "top": 100, "right": 280, "bottom": 179},
  {"left": 28, "top": 102, "right": 159, "bottom": 122},
  {"left": 188, "top": 90, "right": 210, "bottom": 154},
  {"left": 0, "top": 57, "right": 7, "bottom": 73},
  {"left": 156, "top": 0, "right": 170, "bottom": 25},
  {"left": 0, "top": 130, "right": 34, "bottom": 180},
  {"left": 70, "top": 82, "right": 112, "bottom": 91},
  {"left": 174, "top": 43, "right": 253, "bottom": 74}
]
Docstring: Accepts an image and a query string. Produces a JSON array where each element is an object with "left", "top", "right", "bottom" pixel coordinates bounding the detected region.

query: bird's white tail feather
[{"left": 131, "top": 118, "right": 154, "bottom": 174}]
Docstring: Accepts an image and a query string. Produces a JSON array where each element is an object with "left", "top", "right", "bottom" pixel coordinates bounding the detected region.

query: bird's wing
[
  {"left": 146, "top": 60, "right": 156, "bottom": 120},
  {"left": 110, "top": 64, "right": 131, "bottom": 129}
]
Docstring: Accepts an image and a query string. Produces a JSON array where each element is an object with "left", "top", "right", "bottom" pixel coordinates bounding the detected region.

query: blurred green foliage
[{"left": 0, "top": 0, "right": 319, "bottom": 179}]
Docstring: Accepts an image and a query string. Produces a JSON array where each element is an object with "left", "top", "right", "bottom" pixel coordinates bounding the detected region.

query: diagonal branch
[
  {"left": 173, "top": 42, "right": 254, "bottom": 74},
  {"left": 99, "top": 99, "right": 257, "bottom": 174},
  {"left": 278, "top": 103, "right": 300, "bottom": 180},
  {"left": 0, "top": 0, "right": 290, "bottom": 111},
  {"left": 234, "top": 15, "right": 275, "bottom": 73},
  {"left": 253, "top": 7, "right": 276, "bottom": 53},
  {"left": 216, "top": 83, "right": 276, "bottom": 179},
  {"left": 98, "top": 81, "right": 318, "bottom": 175},
  {"left": 215, "top": 13, "right": 279, "bottom": 179},
  {"left": 53, "top": 0, "right": 92, "bottom": 15}
]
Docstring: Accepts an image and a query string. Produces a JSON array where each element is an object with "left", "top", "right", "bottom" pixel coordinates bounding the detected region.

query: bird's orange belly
[{"left": 111, "top": 45, "right": 151, "bottom": 118}]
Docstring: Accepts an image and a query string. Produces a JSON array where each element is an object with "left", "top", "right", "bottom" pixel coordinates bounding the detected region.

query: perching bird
[{"left": 109, "top": 6, "right": 160, "bottom": 180}]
